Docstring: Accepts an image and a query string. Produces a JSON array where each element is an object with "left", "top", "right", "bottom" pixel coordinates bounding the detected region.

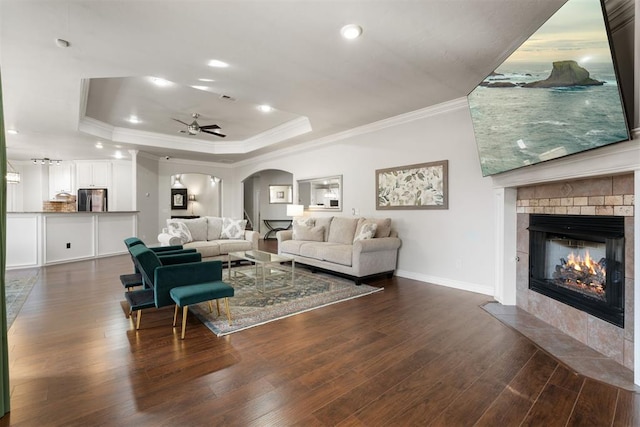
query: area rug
[
  {"left": 191, "top": 266, "right": 383, "bottom": 336},
  {"left": 5, "top": 268, "right": 40, "bottom": 329}
]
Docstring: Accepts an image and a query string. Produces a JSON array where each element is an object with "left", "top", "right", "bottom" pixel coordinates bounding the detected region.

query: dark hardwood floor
[{"left": 2, "top": 239, "right": 639, "bottom": 426}]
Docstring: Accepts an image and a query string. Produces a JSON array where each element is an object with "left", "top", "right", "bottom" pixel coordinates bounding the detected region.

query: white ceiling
[{"left": 1, "top": 0, "right": 580, "bottom": 164}]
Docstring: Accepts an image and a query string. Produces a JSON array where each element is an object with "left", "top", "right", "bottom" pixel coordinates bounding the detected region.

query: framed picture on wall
[
  {"left": 171, "top": 188, "right": 188, "bottom": 210},
  {"left": 376, "top": 160, "right": 448, "bottom": 210},
  {"left": 269, "top": 185, "right": 293, "bottom": 204}
]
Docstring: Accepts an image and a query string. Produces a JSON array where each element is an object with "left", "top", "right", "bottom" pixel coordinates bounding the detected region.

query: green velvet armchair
[{"left": 126, "top": 245, "right": 233, "bottom": 336}]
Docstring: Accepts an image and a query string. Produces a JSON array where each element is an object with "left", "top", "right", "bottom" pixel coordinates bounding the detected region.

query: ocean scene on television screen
[{"left": 468, "top": 0, "right": 629, "bottom": 177}]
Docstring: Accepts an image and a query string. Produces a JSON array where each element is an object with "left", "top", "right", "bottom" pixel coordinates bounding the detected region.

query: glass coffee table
[{"left": 228, "top": 250, "right": 295, "bottom": 293}]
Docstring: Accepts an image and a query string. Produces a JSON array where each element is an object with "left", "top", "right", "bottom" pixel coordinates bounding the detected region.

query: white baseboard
[{"left": 395, "top": 269, "right": 495, "bottom": 296}]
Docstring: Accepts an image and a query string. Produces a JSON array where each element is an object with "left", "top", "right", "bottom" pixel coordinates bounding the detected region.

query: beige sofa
[
  {"left": 157, "top": 217, "right": 259, "bottom": 261},
  {"left": 276, "top": 216, "right": 401, "bottom": 285}
]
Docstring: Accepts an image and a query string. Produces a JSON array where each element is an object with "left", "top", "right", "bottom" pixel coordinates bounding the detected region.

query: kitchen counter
[{"left": 7, "top": 211, "right": 138, "bottom": 269}]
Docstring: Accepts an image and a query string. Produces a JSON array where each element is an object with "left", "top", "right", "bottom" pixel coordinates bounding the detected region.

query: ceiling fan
[{"left": 172, "top": 113, "right": 226, "bottom": 138}]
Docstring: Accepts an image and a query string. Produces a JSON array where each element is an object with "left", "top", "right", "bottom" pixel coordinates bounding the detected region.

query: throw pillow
[
  {"left": 353, "top": 222, "right": 378, "bottom": 242},
  {"left": 314, "top": 216, "right": 333, "bottom": 242},
  {"left": 221, "top": 218, "right": 247, "bottom": 239},
  {"left": 205, "top": 216, "right": 223, "bottom": 240},
  {"left": 166, "top": 220, "right": 193, "bottom": 243},
  {"left": 359, "top": 218, "right": 392, "bottom": 238},
  {"left": 327, "top": 217, "right": 359, "bottom": 244},
  {"left": 293, "top": 225, "right": 325, "bottom": 242},
  {"left": 181, "top": 217, "right": 207, "bottom": 241},
  {"left": 293, "top": 216, "right": 315, "bottom": 227}
]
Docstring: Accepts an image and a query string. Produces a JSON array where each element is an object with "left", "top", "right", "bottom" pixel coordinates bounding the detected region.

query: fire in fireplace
[
  {"left": 529, "top": 214, "right": 625, "bottom": 327},
  {"left": 553, "top": 248, "right": 606, "bottom": 301}
]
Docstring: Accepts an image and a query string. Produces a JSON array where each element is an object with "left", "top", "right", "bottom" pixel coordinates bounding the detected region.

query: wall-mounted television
[{"left": 468, "top": 0, "right": 629, "bottom": 177}]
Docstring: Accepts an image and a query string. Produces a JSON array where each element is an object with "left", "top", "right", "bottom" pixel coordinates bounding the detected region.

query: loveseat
[
  {"left": 276, "top": 216, "right": 401, "bottom": 284},
  {"left": 157, "top": 217, "right": 259, "bottom": 261}
]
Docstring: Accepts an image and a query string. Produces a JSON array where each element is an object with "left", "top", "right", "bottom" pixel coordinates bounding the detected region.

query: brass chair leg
[
  {"left": 208, "top": 301, "right": 213, "bottom": 313},
  {"left": 173, "top": 305, "right": 179, "bottom": 327},
  {"left": 181, "top": 306, "right": 188, "bottom": 339},
  {"left": 225, "top": 298, "right": 232, "bottom": 325},
  {"left": 216, "top": 299, "right": 221, "bottom": 316},
  {"left": 136, "top": 310, "right": 142, "bottom": 330}
]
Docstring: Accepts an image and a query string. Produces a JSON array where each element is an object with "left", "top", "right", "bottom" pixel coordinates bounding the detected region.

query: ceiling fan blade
[
  {"left": 200, "top": 124, "right": 221, "bottom": 130},
  {"left": 201, "top": 129, "right": 226, "bottom": 138},
  {"left": 172, "top": 118, "right": 190, "bottom": 126}
]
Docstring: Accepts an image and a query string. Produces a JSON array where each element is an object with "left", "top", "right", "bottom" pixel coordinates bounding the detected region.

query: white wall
[
  {"left": 235, "top": 100, "right": 497, "bottom": 294},
  {"left": 136, "top": 154, "right": 160, "bottom": 244}
]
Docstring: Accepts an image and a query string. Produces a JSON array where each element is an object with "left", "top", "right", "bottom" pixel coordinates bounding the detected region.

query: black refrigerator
[{"left": 77, "top": 188, "right": 108, "bottom": 212}]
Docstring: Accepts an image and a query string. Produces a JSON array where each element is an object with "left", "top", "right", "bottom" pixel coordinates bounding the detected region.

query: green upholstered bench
[{"left": 170, "top": 281, "right": 234, "bottom": 339}]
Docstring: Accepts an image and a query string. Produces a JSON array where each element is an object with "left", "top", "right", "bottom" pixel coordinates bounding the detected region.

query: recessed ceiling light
[
  {"left": 95, "top": 142, "right": 103, "bottom": 149},
  {"left": 258, "top": 104, "right": 273, "bottom": 113},
  {"left": 7, "top": 129, "right": 18, "bottom": 135},
  {"left": 191, "top": 85, "right": 209, "bottom": 91},
  {"left": 128, "top": 115, "right": 141, "bottom": 124},
  {"left": 340, "top": 24, "right": 363, "bottom": 40},
  {"left": 150, "top": 77, "right": 172, "bottom": 87},
  {"left": 114, "top": 151, "right": 124, "bottom": 159},
  {"left": 198, "top": 78, "right": 215, "bottom": 82},
  {"left": 207, "top": 59, "right": 229, "bottom": 68}
]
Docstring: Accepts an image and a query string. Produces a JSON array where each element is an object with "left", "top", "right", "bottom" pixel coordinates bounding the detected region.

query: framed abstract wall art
[{"left": 376, "top": 160, "right": 448, "bottom": 210}]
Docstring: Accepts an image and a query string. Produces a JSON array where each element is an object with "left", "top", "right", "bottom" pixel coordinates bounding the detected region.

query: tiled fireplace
[{"left": 516, "top": 174, "right": 634, "bottom": 369}]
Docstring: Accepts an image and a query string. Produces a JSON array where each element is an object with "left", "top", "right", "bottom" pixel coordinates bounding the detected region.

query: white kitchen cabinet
[
  {"left": 49, "top": 163, "right": 74, "bottom": 198},
  {"left": 76, "top": 161, "right": 110, "bottom": 188}
]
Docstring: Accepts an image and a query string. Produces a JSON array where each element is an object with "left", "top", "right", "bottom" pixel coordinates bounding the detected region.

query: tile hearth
[{"left": 483, "top": 302, "right": 639, "bottom": 392}]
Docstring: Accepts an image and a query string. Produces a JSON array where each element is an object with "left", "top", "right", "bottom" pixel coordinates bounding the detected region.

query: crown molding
[
  {"left": 242, "top": 117, "right": 312, "bottom": 152},
  {"left": 158, "top": 156, "right": 234, "bottom": 169},
  {"left": 78, "top": 114, "right": 311, "bottom": 155},
  {"left": 311, "top": 97, "right": 469, "bottom": 147},
  {"left": 235, "top": 97, "right": 470, "bottom": 167}
]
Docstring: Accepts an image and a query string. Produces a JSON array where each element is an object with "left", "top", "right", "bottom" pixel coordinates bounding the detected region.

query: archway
[{"left": 243, "top": 169, "right": 293, "bottom": 237}]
